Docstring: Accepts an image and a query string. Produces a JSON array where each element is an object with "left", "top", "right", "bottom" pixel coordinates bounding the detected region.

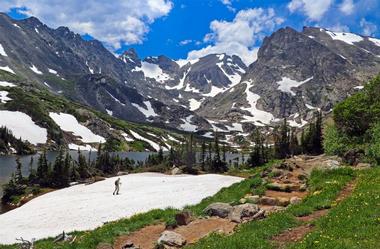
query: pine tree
[
  {"left": 77, "top": 149, "right": 89, "bottom": 179},
  {"left": 52, "top": 149, "right": 65, "bottom": 187},
  {"left": 14, "top": 157, "right": 23, "bottom": 184},
  {"left": 28, "top": 156, "right": 37, "bottom": 184},
  {"left": 37, "top": 151, "right": 50, "bottom": 187},
  {"left": 200, "top": 141, "right": 206, "bottom": 170}
]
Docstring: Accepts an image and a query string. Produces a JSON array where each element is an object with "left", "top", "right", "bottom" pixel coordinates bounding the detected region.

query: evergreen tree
[
  {"left": 77, "top": 149, "right": 89, "bottom": 179},
  {"left": 52, "top": 149, "right": 65, "bottom": 187},
  {"left": 28, "top": 156, "right": 37, "bottom": 184},
  {"left": 157, "top": 147, "right": 164, "bottom": 163},
  {"left": 200, "top": 141, "right": 206, "bottom": 170},
  {"left": 36, "top": 151, "right": 50, "bottom": 187},
  {"left": 14, "top": 157, "right": 23, "bottom": 184},
  {"left": 211, "top": 133, "right": 227, "bottom": 173}
]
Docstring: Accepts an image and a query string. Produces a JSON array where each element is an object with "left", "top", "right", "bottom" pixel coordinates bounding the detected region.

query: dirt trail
[{"left": 272, "top": 180, "right": 357, "bottom": 248}]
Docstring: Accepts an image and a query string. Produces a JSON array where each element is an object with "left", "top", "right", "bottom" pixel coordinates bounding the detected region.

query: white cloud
[
  {"left": 220, "top": 0, "right": 236, "bottom": 12},
  {"left": 0, "top": 0, "right": 173, "bottom": 48},
  {"left": 179, "top": 39, "right": 193, "bottom": 46},
  {"left": 360, "top": 18, "right": 377, "bottom": 36},
  {"left": 327, "top": 23, "right": 350, "bottom": 32},
  {"left": 339, "top": 0, "right": 355, "bottom": 15},
  {"left": 186, "top": 8, "right": 284, "bottom": 65},
  {"left": 288, "top": 0, "right": 333, "bottom": 21}
]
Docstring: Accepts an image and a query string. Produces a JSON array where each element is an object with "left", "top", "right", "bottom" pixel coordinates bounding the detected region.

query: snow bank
[
  {"left": 180, "top": 115, "right": 198, "bottom": 132},
  {"left": 29, "top": 64, "right": 43, "bottom": 75},
  {"left": 0, "top": 110, "right": 47, "bottom": 145},
  {"left": 49, "top": 113, "right": 105, "bottom": 143},
  {"left": 130, "top": 130, "right": 160, "bottom": 151},
  {"left": 189, "top": 98, "right": 202, "bottom": 111},
  {"left": 68, "top": 144, "right": 97, "bottom": 151},
  {"left": 132, "top": 101, "right": 158, "bottom": 118},
  {"left": 0, "top": 173, "right": 242, "bottom": 244},
  {"left": 0, "top": 81, "right": 16, "bottom": 87},
  {"left": 0, "top": 91, "right": 11, "bottom": 103},
  {"left": 0, "top": 44, "right": 8, "bottom": 57},
  {"left": 276, "top": 76, "right": 313, "bottom": 96},
  {"left": 135, "top": 62, "right": 172, "bottom": 83},
  {"left": 325, "top": 30, "right": 363, "bottom": 45},
  {"left": 0, "top": 66, "right": 15, "bottom": 74}
]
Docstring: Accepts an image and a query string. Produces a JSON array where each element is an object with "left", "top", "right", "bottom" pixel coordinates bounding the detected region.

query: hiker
[{"left": 113, "top": 177, "right": 121, "bottom": 195}]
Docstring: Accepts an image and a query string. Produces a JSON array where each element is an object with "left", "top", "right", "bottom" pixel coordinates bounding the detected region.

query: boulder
[
  {"left": 246, "top": 195, "right": 260, "bottom": 204},
  {"left": 204, "top": 203, "right": 233, "bottom": 218},
  {"left": 290, "top": 196, "right": 302, "bottom": 205},
  {"left": 239, "top": 198, "right": 247, "bottom": 204},
  {"left": 343, "top": 149, "right": 365, "bottom": 166},
  {"left": 175, "top": 210, "right": 192, "bottom": 226},
  {"left": 277, "top": 197, "right": 290, "bottom": 207},
  {"left": 171, "top": 167, "right": 182, "bottom": 175},
  {"left": 157, "top": 231, "right": 186, "bottom": 248},
  {"left": 267, "top": 183, "right": 299, "bottom": 192},
  {"left": 229, "top": 203, "right": 260, "bottom": 223},
  {"left": 259, "top": 196, "right": 278, "bottom": 206},
  {"left": 96, "top": 243, "right": 113, "bottom": 249}
]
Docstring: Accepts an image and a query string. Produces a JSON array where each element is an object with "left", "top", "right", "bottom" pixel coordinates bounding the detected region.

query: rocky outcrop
[
  {"left": 204, "top": 203, "right": 233, "bottom": 218},
  {"left": 157, "top": 231, "right": 186, "bottom": 249}
]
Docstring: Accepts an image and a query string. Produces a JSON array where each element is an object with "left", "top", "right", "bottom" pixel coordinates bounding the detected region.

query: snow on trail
[
  {"left": 0, "top": 110, "right": 47, "bottom": 144},
  {"left": 49, "top": 112, "right": 105, "bottom": 143},
  {"left": 0, "top": 173, "right": 242, "bottom": 244}
]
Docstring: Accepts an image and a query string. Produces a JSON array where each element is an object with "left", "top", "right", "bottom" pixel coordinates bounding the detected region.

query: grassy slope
[
  {"left": 0, "top": 69, "right": 183, "bottom": 151},
  {"left": 289, "top": 168, "right": 380, "bottom": 249},
  {"left": 186, "top": 167, "right": 355, "bottom": 249}
]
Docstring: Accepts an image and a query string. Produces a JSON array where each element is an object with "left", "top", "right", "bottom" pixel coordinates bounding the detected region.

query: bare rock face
[
  {"left": 204, "top": 203, "right": 233, "bottom": 218},
  {"left": 290, "top": 196, "right": 302, "bottom": 205},
  {"left": 157, "top": 231, "right": 186, "bottom": 249}
]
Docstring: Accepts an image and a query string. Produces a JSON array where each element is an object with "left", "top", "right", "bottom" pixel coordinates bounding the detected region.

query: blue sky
[{"left": 2, "top": 0, "right": 380, "bottom": 64}]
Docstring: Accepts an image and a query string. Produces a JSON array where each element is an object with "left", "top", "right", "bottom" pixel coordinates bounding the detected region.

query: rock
[
  {"left": 175, "top": 210, "right": 192, "bottom": 226},
  {"left": 299, "top": 184, "right": 307, "bottom": 192},
  {"left": 239, "top": 198, "right": 247, "bottom": 204},
  {"left": 259, "top": 196, "right": 278, "bottom": 206},
  {"left": 290, "top": 196, "right": 302, "bottom": 205},
  {"left": 157, "top": 231, "right": 186, "bottom": 248},
  {"left": 356, "top": 163, "right": 371, "bottom": 169},
  {"left": 171, "top": 167, "right": 182, "bottom": 175},
  {"left": 204, "top": 202, "right": 233, "bottom": 218},
  {"left": 264, "top": 206, "right": 286, "bottom": 215},
  {"left": 267, "top": 183, "right": 299, "bottom": 192},
  {"left": 343, "top": 149, "right": 365, "bottom": 166},
  {"left": 277, "top": 197, "right": 290, "bottom": 207},
  {"left": 122, "top": 241, "right": 140, "bottom": 249},
  {"left": 96, "top": 243, "right": 113, "bottom": 249},
  {"left": 229, "top": 203, "right": 260, "bottom": 223},
  {"left": 324, "top": 159, "right": 341, "bottom": 169},
  {"left": 246, "top": 195, "right": 260, "bottom": 204}
]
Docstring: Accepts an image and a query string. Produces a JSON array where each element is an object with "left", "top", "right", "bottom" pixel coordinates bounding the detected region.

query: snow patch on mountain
[
  {"left": 49, "top": 112, "right": 105, "bottom": 143},
  {"left": 48, "top": 68, "right": 58, "bottom": 75},
  {"left": 325, "top": 30, "right": 363, "bottom": 45},
  {"left": 132, "top": 101, "right": 158, "bottom": 118},
  {"left": 189, "top": 98, "right": 202, "bottom": 111},
  {"left": 175, "top": 58, "right": 199, "bottom": 67},
  {"left": 0, "top": 81, "right": 16, "bottom": 87},
  {"left": 369, "top": 37, "right": 380, "bottom": 47},
  {"left": 242, "top": 81, "right": 276, "bottom": 126},
  {"left": 180, "top": 115, "right": 198, "bottom": 132},
  {"left": 0, "top": 110, "right": 47, "bottom": 145},
  {"left": 0, "top": 44, "right": 7, "bottom": 57},
  {"left": 165, "top": 69, "right": 189, "bottom": 90},
  {"left": 107, "top": 91, "right": 125, "bottom": 106},
  {"left": 0, "top": 66, "right": 15, "bottom": 74},
  {"left": 277, "top": 76, "right": 313, "bottom": 96},
  {"left": 68, "top": 144, "right": 97, "bottom": 151},
  {"left": 0, "top": 91, "right": 11, "bottom": 103},
  {"left": 135, "top": 61, "right": 172, "bottom": 83},
  {"left": 130, "top": 130, "right": 160, "bottom": 151},
  {"left": 30, "top": 64, "right": 43, "bottom": 75},
  {"left": 121, "top": 132, "right": 134, "bottom": 142}
]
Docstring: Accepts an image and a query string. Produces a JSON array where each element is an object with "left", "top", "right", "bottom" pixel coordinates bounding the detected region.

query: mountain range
[{"left": 1, "top": 13, "right": 380, "bottom": 149}]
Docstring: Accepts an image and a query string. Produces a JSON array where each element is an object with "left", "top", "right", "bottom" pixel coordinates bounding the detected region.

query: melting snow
[
  {"left": 369, "top": 37, "right": 380, "bottom": 47},
  {"left": 175, "top": 58, "right": 199, "bottom": 67},
  {"left": 0, "top": 91, "right": 11, "bottom": 103},
  {"left": 49, "top": 113, "right": 105, "bottom": 143},
  {"left": 325, "top": 30, "right": 363, "bottom": 45},
  {"left": 68, "top": 144, "right": 97, "bottom": 151},
  {"left": 166, "top": 69, "right": 189, "bottom": 90},
  {"left": 121, "top": 132, "right": 134, "bottom": 142},
  {"left": 189, "top": 98, "right": 202, "bottom": 111},
  {"left": 0, "top": 66, "right": 15, "bottom": 74},
  {"left": 130, "top": 130, "right": 160, "bottom": 151},
  {"left": 0, "top": 81, "right": 16, "bottom": 87},
  {"left": 106, "top": 109, "right": 113, "bottom": 116},
  {"left": 217, "top": 54, "right": 225, "bottom": 60},
  {"left": 216, "top": 62, "right": 242, "bottom": 87},
  {"left": 0, "top": 44, "right": 7, "bottom": 57},
  {"left": 241, "top": 81, "right": 276, "bottom": 126},
  {"left": 43, "top": 82, "right": 51, "bottom": 88},
  {"left": 30, "top": 64, "right": 43, "bottom": 75},
  {"left": 48, "top": 68, "right": 58, "bottom": 75},
  {"left": 135, "top": 62, "right": 172, "bottom": 83},
  {"left": 277, "top": 76, "right": 313, "bottom": 96},
  {"left": 203, "top": 85, "right": 225, "bottom": 97},
  {"left": 0, "top": 173, "right": 242, "bottom": 244},
  {"left": 132, "top": 101, "right": 158, "bottom": 118},
  {"left": 354, "top": 85, "right": 364, "bottom": 90},
  {"left": 107, "top": 91, "right": 125, "bottom": 106},
  {"left": 180, "top": 115, "right": 198, "bottom": 132},
  {"left": 305, "top": 103, "right": 316, "bottom": 109},
  {"left": 0, "top": 110, "right": 47, "bottom": 144}
]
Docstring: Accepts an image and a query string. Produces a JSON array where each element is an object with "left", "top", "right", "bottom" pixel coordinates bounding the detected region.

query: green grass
[
  {"left": 185, "top": 167, "right": 355, "bottom": 249},
  {"left": 288, "top": 168, "right": 380, "bottom": 249}
]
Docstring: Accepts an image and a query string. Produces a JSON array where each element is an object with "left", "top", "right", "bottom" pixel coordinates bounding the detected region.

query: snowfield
[
  {"left": 49, "top": 112, "right": 105, "bottom": 143},
  {"left": 0, "top": 173, "right": 242, "bottom": 244},
  {"left": 0, "top": 110, "right": 47, "bottom": 145}
]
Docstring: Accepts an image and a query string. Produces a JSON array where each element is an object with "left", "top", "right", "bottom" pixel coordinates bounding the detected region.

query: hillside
[{"left": 0, "top": 69, "right": 184, "bottom": 153}]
